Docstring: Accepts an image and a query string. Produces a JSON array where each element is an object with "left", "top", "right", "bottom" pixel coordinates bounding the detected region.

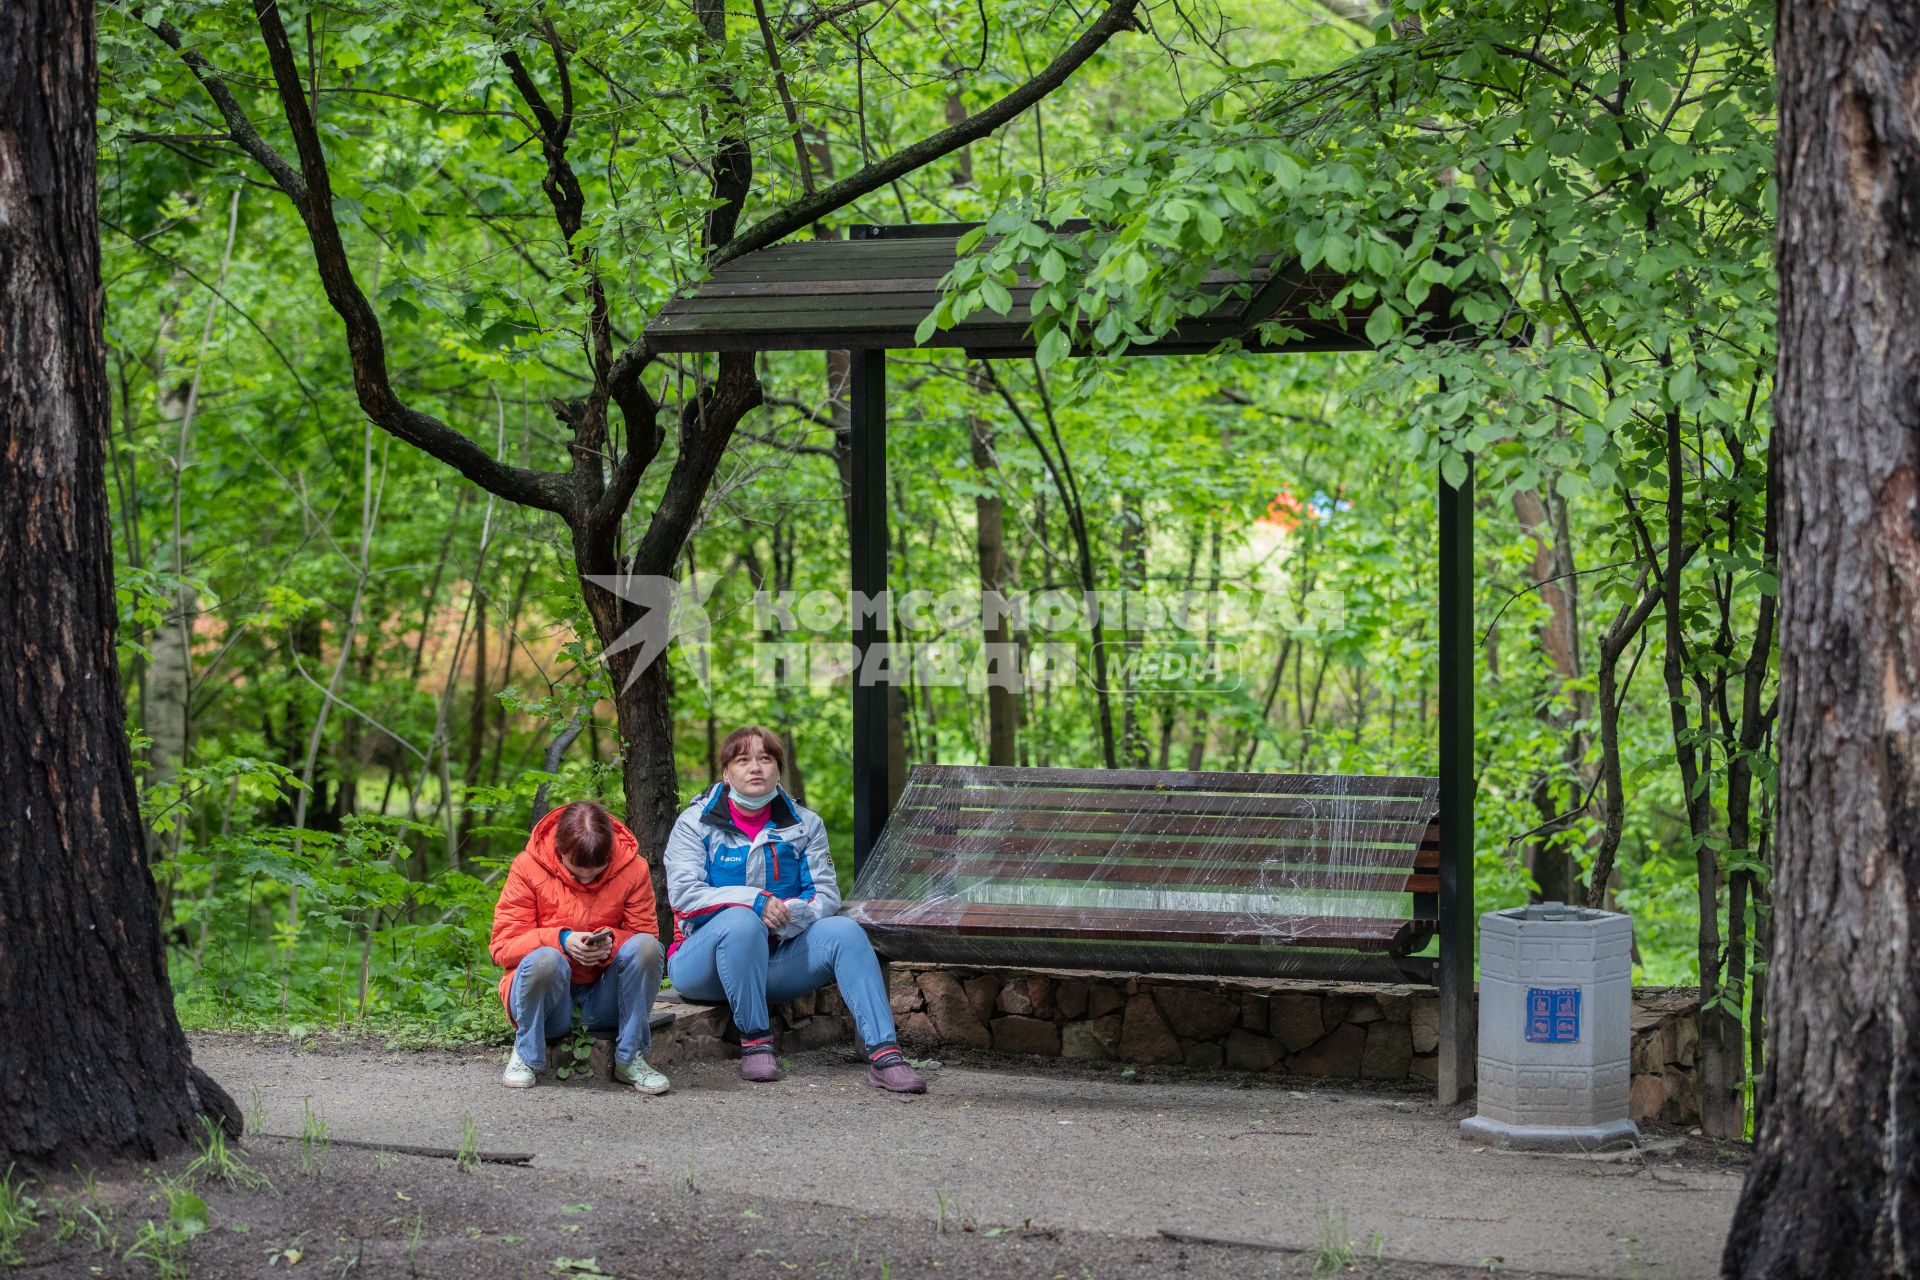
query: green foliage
[
  {"left": 0, "top": 1166, "right": 37, "bottom": 1266},
  {"left": 298, "top": 1102, "right": 331, "bottom": 1181},
  {"left": 125, "top": 1175, "right": 210, "bottom": 1280},
  {"left": 184, "top": 1117, "right": 274, "bottom": 1193},
  {"left": 553, "top": 1019, "right": 597, "bottom": 1081},
  {"left": 98, "top": 0, "right": 1769, "bottom": 1115}
]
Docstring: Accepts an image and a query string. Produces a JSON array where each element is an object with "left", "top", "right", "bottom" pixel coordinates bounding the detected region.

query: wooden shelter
[{"left": 649, "top": 222, "right": 1481, "bottom": 1101}]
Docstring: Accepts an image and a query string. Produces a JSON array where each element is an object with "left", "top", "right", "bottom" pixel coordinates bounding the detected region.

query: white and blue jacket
[{"left": 663, "top": 783, "right": 839, "bottom": 951}]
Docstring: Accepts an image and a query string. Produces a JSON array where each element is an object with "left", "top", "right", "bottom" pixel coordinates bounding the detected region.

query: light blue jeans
[
  {"left": 509, "top": 934, "right": 663, "bottom": 1068},
  {"left": 667, "top": 910, "right": 897, "bottom": 1050}
]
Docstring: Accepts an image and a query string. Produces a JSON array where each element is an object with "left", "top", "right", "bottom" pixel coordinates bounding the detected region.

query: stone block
[
  {"left": 888, "top": 969, "right": 925, "bottom": 1015},
  {"left": 790, "top": 1015, "right": 849, "bottom": 1050},
  {"left": 1120, "top": 992, "right": 1184, "bottom": 1065},
  {"left": 1026, "top": 977, "right": 1059, "bottom": 1020},
  {"left": 1271, "top": 995, "right": 1325, "bottom": 1053},
  {"left": 1061, "top": 1015, "right": 1122, "bottom": 1060},
  {"left": 898, "top": 1012, "right": 939, "bottom": 1050},
  {"left": 963, "top": 975, "right": 1000, "bottom": 1026},
  {"left": 1056, "top": 980, "right": 1090, "bottom": 1021},
  {"left": 1378, "top": 994, "right": 1413, "bottom": 1023},
  {"left": 992, "top": 1015, "right": 1062, "bottom": 1057},
  {"left": 1224, "top": 1029, "right": 1283, "bottom": 1072},
  {"left": 918, "top": 971, "right": 991, "bottom": 1049},
  {"left": 1361, "top": 1021, "right": 1413, "bottom": 1081},
  {"left": 1411, "top": 1000, "right": 1440, "bottom": 1054},
  {"left": 1287, "top": 1023, "right": 1367, "bottom": 1078},
  {"left": 1239, "top": 994, "right": 1268, "bottom": 1033},
  {"left": 1347, "top": 1001, "right": 1382, "bottom": 1024},
  {"left": 1182, "top": 1038, "right": 1224, "bottom": 1069},
  {"left": 1660, "top": 1072, "right": 1701, "bottom": 1127},
  {"left": 1086, "top": 983, "right": 1126, "bottom": 1020},
  {"left": 1674, "top": 1016, "right": 1699, "bottom": 1068},
  {"left": 1320, "top": 996, "right": 1354, "bottom": 1032},
  {"left": 1628, "top": 1072, "right": 1670, "bottom": 1125},
  {"left": 650, "top": 1034, "right": 731, "bottom": 1067},
  {"left": 1153, "top": 985, "right": 1240, "bottom": 1040},
  {"left": 996, "top": 980, "right": 1035, "bottom": 1018},
  {"left": 1409, "top": 1054, "right": 1439, "bottom": 1083},
  {"left": 786, "top": 991, "right": 817, "bottom": 1018},
  {"left": 817, "top": 985, "right": 847, "bottom": 1020}
]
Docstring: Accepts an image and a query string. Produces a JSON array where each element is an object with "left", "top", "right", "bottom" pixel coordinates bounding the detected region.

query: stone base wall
[
  {"left": 683, "top": 964, "right": 1706, "bottom": 1129},
  {"left": 1628, "top": 987, "right": 1707, "bottom": 1127},
  {"left": 884, "top": 967, "right": 1441, "bottom": 1081}
]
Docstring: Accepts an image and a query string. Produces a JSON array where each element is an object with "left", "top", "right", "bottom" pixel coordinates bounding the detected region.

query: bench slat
[
  {"left": 913, "top": 764, "right": 1440, "bottom": 798},
  {"left": 893, "top": 855, "right": 1435, "bottom": 896},
  {"left": 892, "top": 832, "right": 1435, "bottom": 872},
  {"left": 847, "top": 899, "right": 1428, "bottom": 952},
  {"left": 895, "top": 807, "right": 1438, "bottom": 845},
  {"left": 896, "top": 785, "right": 1436, "bottom": 823}
]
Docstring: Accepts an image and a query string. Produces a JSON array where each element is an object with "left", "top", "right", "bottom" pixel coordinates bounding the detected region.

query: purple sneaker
[
  {"left": 866, "top": 1050, "right": 927, "bottom": 1094},
  {"left": 739, "top": 1047, "right": 782, "bottom": 1083}
]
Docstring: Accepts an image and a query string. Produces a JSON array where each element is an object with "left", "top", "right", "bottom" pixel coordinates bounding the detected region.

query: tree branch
[
  {"left": 709, "top": 0, "right": 1141, "bottom": 268},
  {"left": 149, "top": 7, "right": 568, "bottom": 513}
]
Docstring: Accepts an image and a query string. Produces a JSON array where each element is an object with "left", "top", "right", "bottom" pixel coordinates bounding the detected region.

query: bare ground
[{"left": 6, "top": 1034, "right": 1745, "bottom": 1279}]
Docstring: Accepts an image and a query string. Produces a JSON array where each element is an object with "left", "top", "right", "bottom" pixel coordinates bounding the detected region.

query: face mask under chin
[{"left": 728, "top": 784, "right": 777, "bottom": 810}]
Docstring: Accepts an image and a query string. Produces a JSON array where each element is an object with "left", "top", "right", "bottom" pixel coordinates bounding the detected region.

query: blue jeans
[
  {"left": 509, "top": 934, "right": 663, "bottom": 1068},
  {"left": 667, "top": 910, "right": 896, "bottom": 1050}
]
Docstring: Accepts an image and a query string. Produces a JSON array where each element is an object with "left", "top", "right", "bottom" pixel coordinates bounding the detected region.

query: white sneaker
[
  {"left": 502, "top": 1050, "right": 537, "bottom": 1089},
  {"left": 614, "top": 1055, "right": 670, "bottom": 1095}
]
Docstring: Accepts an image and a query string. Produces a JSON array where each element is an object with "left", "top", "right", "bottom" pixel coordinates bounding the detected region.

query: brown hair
[
  {"left": 552, "top": 801, "right": 616, "bottom": 870},
  {"left": 718, "top": 726, "right": 787, "bottom": 777}
]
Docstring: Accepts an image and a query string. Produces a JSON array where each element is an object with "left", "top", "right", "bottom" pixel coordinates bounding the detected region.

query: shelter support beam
[
  {"left": 849, "top": 349, "right": 891, "bottom": 879},
  {"left": 1437, "top": 455, "right": 1477, "bottom": 1104}
]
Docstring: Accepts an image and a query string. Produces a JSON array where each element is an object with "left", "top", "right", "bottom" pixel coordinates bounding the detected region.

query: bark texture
[
  {"left": 0, "top": 0, "right": 239, "bottom": 1165},
  {"left": 1725, "top": 2, "right": 1920, "bottom": 1273}
]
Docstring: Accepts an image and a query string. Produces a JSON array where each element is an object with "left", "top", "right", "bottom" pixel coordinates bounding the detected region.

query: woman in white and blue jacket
[{"left": 663, "top": 726, "right": 926, "bottom": 1093}]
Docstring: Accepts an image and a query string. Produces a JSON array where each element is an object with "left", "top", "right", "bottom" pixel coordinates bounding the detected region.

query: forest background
[{"left": 102, "top": 0, "right": 1775, "bottom": 1137}]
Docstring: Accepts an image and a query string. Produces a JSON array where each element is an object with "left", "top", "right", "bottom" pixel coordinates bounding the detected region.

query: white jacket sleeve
[
  {"left": 776, "top": 817, "right": 841, "bottom": 939},
  {"left": 663, "top": 807, "right": 765, "bottom": 923}
]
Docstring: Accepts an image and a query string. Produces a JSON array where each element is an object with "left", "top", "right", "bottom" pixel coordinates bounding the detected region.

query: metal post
[
  {"left": 849, "top": 348, "right": 890, "bottom": 879},
  {"left": 1437, "top": 455, "right": 1477, "bottom": 1104}
]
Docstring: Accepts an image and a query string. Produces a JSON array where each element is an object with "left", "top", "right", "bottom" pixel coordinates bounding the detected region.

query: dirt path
[{"left": 191, "top": 1033, "right": 1743, "bottom": 1279}]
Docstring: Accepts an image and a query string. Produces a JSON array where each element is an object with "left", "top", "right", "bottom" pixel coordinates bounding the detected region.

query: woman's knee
[
  {"left": 618, "top": 932, "right": 663, "bottom": 967},
  {"left": 813, "top": 914, "right": 867, "bottom": 947},
  {"left": 519, "top": 946, "right": 567, "bottom": 990},
  {"left": 712, "top": 904, "right": 766, "bottom": 944}
]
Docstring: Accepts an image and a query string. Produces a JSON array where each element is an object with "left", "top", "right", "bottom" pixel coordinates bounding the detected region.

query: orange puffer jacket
[{"left": 489, "top": 805, "right": 658, "bottom": 1019}]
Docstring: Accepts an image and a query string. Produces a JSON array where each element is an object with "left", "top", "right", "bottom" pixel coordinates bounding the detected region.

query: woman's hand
[
  {"left": 564, "top": 929, "right": 613, "bottom": 965},
  {"left": 760, "top": 896, "right": 791, "bottom": 930}
]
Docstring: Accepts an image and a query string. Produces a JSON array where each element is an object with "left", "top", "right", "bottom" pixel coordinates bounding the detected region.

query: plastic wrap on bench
[{"left": 844, "top": 764, "right": 1441, "bottom": 982}]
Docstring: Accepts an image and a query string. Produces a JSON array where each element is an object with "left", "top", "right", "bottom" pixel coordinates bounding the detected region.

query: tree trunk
[
  {"left": 970, "top": 389, "right": 1018, "bottom": 766},
  {"left": 1724, "top": 3, "right": 1920, "bottom": 1272},
  {"left": 0, "top": 0, "right": 238, "bottom": 1165},
  {"left": 613, "top": 659, "right": 679, "bottom": 944}
]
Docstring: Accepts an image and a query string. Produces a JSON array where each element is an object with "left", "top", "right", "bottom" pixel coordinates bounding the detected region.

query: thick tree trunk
[
  {"left": 0, "top": 0, "right": 238, "bottom": 1165},
  {"left": 1724, "top": 3, "right": 1920, "bottom": 1273}
]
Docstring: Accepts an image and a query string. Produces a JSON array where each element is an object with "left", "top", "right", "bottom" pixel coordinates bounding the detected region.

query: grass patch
[{"left": 1310, "top": 1207, "right": 1383, "bottom": 1275}]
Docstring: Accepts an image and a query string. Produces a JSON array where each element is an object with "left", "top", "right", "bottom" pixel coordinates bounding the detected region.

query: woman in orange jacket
[{"left": 489, "top": 800, "right": 668, "bottom": 1093}]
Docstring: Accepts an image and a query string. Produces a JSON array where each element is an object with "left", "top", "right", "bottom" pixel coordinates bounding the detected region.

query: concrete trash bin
[{"left": 1460, "top": 901, "right": 1637, "bottom": 1151}]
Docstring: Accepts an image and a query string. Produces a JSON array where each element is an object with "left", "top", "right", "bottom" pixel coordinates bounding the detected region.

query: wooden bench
[{"left": 844, "top": 764, "right": 1442, "bottom": 983}]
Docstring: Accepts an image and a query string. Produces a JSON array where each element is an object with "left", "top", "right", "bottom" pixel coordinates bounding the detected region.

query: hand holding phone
[{"left": 566, "top": 927, "right": 614, "bottom": 963}]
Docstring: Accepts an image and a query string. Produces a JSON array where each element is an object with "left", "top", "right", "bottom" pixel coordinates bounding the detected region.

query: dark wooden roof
[{"left": 647, "top": 225, "right": 1389, "bottom": 358}]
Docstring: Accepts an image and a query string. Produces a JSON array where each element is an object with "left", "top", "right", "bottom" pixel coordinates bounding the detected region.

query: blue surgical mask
[{"left": 728, "top": 785, "right": 777, "bottom": 811}]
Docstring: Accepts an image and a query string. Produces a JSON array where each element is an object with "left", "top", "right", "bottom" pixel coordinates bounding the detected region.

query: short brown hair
[
  {"left": 553, "top": 801, "right": 615, "bottom": 870},
  {"left": 719, "top": 726, "right": 787, "bottom": 777}
]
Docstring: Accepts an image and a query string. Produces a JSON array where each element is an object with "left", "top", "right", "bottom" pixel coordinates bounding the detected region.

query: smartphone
[{"left": 581, "top": 927, "right": 614, "bottom": 945}]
